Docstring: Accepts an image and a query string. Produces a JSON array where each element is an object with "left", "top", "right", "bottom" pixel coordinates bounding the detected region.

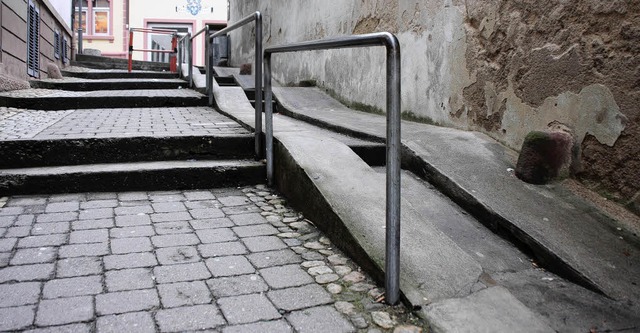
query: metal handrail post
[
  {"left": 205, "top": 25, "right": 211, "bottom": 103},
  {"left": 208, "top": 11, "right": 263, "bottom": 158},
  {"left": 188, "top": 36, "right": 193, "bottom": 88},
  {"left": 264, "top": 52, "right": 273, "bottom": 183},
  {"left": 127, "top": 28, "right": 133, "bottom": 73},
  {"left": 263, "top": 32, "right": 402, "bottom": 305},
  {"left": 254, "top": 12, "right": 263, "bottom": 159},
  {"left": 208, "top": 36, "right": 214, "bottom": 105},
  {"left": 385, "top": 34, "right": 402, "bottom": 306},
  {"left": 177, "top": 39, "right": 183, "bottom": 79}
]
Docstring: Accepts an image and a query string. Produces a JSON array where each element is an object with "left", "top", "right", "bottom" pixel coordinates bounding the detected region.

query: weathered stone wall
[{"left": 229, "top": 0, "right": 639, "bottom": 210}]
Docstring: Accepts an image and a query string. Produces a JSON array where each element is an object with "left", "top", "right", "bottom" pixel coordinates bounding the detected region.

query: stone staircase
[{"left": 0, "top": 66, "right": 264, "bottom": 195}]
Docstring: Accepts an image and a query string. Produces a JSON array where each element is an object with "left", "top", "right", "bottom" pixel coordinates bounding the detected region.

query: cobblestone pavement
[
  {"left": 0, "top": 89, "right": 203, "bottom": 98},
  {"left": 0, "top": 186, "right": 425, "bottom": 332},
  {"left": 0, "top": 107, "right": 248, "bottom": 140}
]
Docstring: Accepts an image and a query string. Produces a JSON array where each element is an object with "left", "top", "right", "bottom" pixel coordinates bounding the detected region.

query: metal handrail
[
  {"left": 208, "top": 11, "right": 263, "bottom": 159},
  {"left": 128, "top": 27, "right": 179, "bottom": 73},
  {"left": 264, "top": 32, "right": 402, "bottom": 305},
  {"left": 186, "top": 24, "right": 215, "bottom": 89},
  {"left": 191, "top": 26, "right": 208, "bottom": 40},
  {"left": 177, "top": 33, "right": 192, "bottom": 82}
]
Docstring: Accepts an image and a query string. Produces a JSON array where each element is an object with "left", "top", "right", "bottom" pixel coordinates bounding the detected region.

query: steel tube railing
[
  {"left": 205, "top": 26, "right": 212, "bottom": 101},
  {"left": 128, "top": 28, "right": 178, "bottom": 73},
  {"left": 191, "top": 26, "right": 208, "bottom": 40},
  {"left": 188, "top": 37, "right": 193, "bottom": 87},
  {"left": 264, "top": 32, "right": 402, "bottom": 305},
  {"left": 179, "top": 32, "right": 194, "bottom": 87},
  {"left": 130, "top": 28, "right": 176, "bottom": 34},
  {"left": 186, "top": 25, "right": 212, "bottom": 88},
  {"left": 177, "top": 33, "right": 190, "bottom": 80},
  {"left": 208, "top": 12, "right": 263, "bottom": 159}
]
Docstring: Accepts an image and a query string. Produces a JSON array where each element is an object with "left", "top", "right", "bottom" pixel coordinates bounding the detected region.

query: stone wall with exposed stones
[{"left": 229, "top": 0, "right": 639, "bottom": 212}]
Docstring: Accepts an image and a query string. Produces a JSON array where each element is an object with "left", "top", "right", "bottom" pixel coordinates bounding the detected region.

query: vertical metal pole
[
  {"left": 177, "top": 39, "right": 182, "bottom": 78},
  {"left": 170, "top": 34, "right": 178, "bottom": 73},
  {"left": 127, "top": 29, "right": 133, "bottom": 73},
  {"left": 264, "top": 52, "right": 273, "bottom": 186},
  {"left": 77, "top": 0, "right": 83, "bottom": 54},
  {"left": 207, "top": 35, "right": 214, "bottom": 105},
  {"left": 188, "top": 35, "right": 193, "bottom": 88},
  {"left": 385, "top": 35, "right": 401, "bottom": 306},
  {"left": 205, "top": 25, "right": 211, "bottom": 103},
  {"left": 254, "top": 12, "right": 263, "bottom": 159}
]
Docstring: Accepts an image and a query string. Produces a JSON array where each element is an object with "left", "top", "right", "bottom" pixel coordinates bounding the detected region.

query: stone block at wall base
[
  {"left": 47, "top": 63, "right": 63, "bottom": 79},
  {"left": 0, "top": 74, "right": 31, "bottom": 92},
  {"left": 515, "top": 128, "right": 577, "bottom": 185}
]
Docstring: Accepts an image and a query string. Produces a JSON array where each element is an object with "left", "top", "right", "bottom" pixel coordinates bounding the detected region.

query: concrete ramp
[
  {"left": 209, "top": 76, "right": 485, "bottom": 305},
  {"left": 272, "top": 86, "right": 640, "bottom": 305},
  {"left": 274, "top": 132, "right": 483, "bottom": 305},
  {"left": 210, "top": 81, "right": 640, "bottom": 331}
]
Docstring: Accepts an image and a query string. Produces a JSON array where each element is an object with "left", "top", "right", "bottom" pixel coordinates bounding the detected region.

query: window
[
  {"left": 93, "top": 0, "right": 109, "bottom": 35},
  {"left": 54, "top": 30, "right": 60, "bottom": 59},
  {"left": 74, "top": 9, "right": 87, "bottom": 34},
  {"left": 75, "top": 0, "right": 111, "bottom": 37},
  {"left": 27, "top": 0, "right": 40, "bottom": 77}
]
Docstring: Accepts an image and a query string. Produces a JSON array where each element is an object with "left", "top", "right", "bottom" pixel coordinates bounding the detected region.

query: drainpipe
[{"left": 77, "top": 0, "right": 83, "bottom": 54}]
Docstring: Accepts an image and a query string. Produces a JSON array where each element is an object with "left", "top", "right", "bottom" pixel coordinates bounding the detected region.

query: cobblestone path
[
  {"left": 0, "top": 107, "right": 248, "bottom": 140},
  {"left": 0, "top": 185, "right": 425, "bottom": 332}
]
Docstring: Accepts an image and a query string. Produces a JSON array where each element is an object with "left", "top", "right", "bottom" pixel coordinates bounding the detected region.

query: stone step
[
  {"left": 215, "top": 76, "right": 236, "bottom": 85},
  {"left": 62, "top": 70, "right": 178, "bottom": 80},
  {"left": 0, "top": 89, "right": 207, "bottom": 110},
  {"left": 0, "top": 135, "right": 254, "bottom": 168},
  {"left": 74, "top": 54, "right": 170, "bottom": 71},
  {"left": 30, "top": 78, "right": 188, "bottom": 91},
  {"left": 0, "top": 160, "right": 265, "bottom": 195}
]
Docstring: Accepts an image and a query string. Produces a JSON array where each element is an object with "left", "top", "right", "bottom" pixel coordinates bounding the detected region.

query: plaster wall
[
  {"left": 128, "top": 0, "right": 227, "bottom": 66},
  {"left": 230, "top": 0, "right": 639, "bottom": 209}
]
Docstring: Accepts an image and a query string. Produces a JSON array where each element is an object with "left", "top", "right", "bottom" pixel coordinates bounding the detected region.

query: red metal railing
[{"left": 128, "top": 28, "right": 178, "bottom": 73}]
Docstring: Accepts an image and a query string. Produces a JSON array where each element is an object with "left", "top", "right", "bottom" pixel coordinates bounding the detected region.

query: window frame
[
  {"left": 76, "top": 0, "right": 113, "bottom": 40},
  {"left": 92, "top": 7, "right": 109, "bottom": 35}
]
